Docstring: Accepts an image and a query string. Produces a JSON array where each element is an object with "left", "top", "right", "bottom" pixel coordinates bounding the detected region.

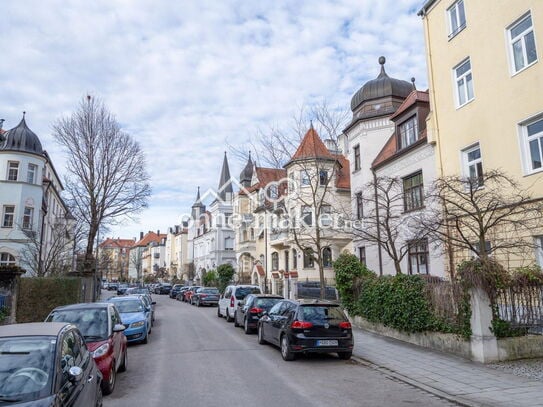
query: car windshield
[
  {"left": 201, "top": 288, "right": 219, "bottom": 294},
  {"left": 47, "top": 309, "right": 108, "bottom": 341},
  {"left": 299, "top": 306, "right": 347, "bottom": 324},
  {"left": 126, "top": 288, "right": 149, "bottom": 295},
  {"left": 255, "top": 298, "right": 282, "bottom": 310},
  {"left": 0, "top": 336, "right": 55, "bottom": 401},
  {"left": 235, "top": 287, "right": 261, "bottom": 299},
  {"left": 111, "top": 300, "right": 144, "bottom": 313}
]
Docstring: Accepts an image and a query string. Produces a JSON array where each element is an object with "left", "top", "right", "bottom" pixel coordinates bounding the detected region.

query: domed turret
[
  {"left": 0, "top": 114, "right": 43, "bottom": 155},
  {"left": 350, "top": 57, "right": 413, "bottom": 113}
]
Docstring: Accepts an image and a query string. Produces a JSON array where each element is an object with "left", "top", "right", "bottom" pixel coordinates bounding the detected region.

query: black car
[
  {"left": 157, "top": 283, "right": 172, "bottom": 295},
  {"left": 257, "top": 299, "right": 353, "bottom": 361},
  {"left": 0, "top": 322, "right": 103, "bottom": 406},
  {"left": 170, "top": 284, "right": 185, "bottom": 299},
  {"left": 234, "top": 294, "right": 283, "bottom": 334},
  {"left": 191, "top": 287, "right": 220, "bottom": 307}
]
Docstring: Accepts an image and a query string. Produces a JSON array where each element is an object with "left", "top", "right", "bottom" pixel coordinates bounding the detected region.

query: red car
[{"left": 46, "top": 302, "right": 128, "bottom": 395}]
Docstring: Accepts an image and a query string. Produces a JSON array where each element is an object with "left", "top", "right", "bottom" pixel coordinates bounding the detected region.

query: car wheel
[
  {"left": 338, "top": 351, "right": 352, "bottom": 360},
  {"left": 226, "top": 309, "right": 233, "bottom": 322},
  {"left": 102, "top": 363, "right": 116, "bottom": 395},
  {"left": 118, "top": 348, "right": 127, "bottom": 372},
  {"left": 257, "top": 325, "right": 266, "bottom": 345},
  {"left": 217, "top": 307, "right": 222, "bottom": 318},
  {"left": 233, "top": 312, "right": 240, "bottom": 327},
  {"left": 141, "top": 332, "right": 148, "bottom": 344},
  {"left": 281, "top": 335, "right": 295, "bottom": 361},
  {"left": 244, "top": 317, "right": 252, "bottom": 334},
  {"left": 197, "top": 299, "right": 201, "bottom": 307},
  {"left": 95, "top": 383, "right": 103, "bottom": 407}
]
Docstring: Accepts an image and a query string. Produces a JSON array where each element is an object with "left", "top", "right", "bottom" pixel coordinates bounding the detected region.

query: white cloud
[{"left": 0, "top": 0, "right": 428, "bottom": 240}]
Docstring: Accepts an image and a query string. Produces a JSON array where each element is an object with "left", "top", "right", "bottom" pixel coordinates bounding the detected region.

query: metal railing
[{"left": 495, "top": 285, "right": 543, "bottom": 334}]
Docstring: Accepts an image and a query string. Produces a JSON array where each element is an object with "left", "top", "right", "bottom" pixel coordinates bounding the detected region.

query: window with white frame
[
  {"left": 462, "top": 143, "right": 484, "bottom": 187},
  {"left": 523, "top": 117, "right": 543, "bottom": 172},
  {"left": 358, "top": 247, "right": 366, "bottom": 266},
  {"left": 271, "top": 252, "right": 279, "bottom": 271},
  {"left": 408, "top": 239, "right": 429, "bottom": 275},
  {"left": 356, "top": 192, "right": 363, "bottom": 220},
  {"left": 322, "top": 247, "right": 332, "bottom": 268},
  {"left": 224, "top": 237, "right": 233, "bottom": 251},
  {"left": 303, "top": 248, "right": 314, "bottom": 268},
  {"left": 509, "top": 12, "right": 537, "bottom": 74},
  {"left": 319, "top": 170, "right": 328, "bottom": 186},
  {"left": 27, "top": 164, "right": 38, "bottom": 184},
  {"left": 301, "top": 205, "right": 313, "bottom": 226},
  {"left": 2, "top": 206, "right": 15, "bottom": 228},
  {"left": 0, "top": 253, "right": 16, "bottom": 266},
  {"left": 22, "top": 207, "right": 34, "bottom": 230},
  {"left": 535, "top": 236, "right": 543, "bottom": 267},
  {"left": 447, "top": 0, "right": 466, "bottom": 38},
  {"left": 353, "top": 145, "right": 361, "bottom": 171},
  {"left": 319, "top": 205, "right": 332, "bottom": 227},
  {"left": 403, "top": 172, "right": 424, "bottom": 212},
  {"left": 300, "top": 170, "right": 310, "bottom": 186},
  {"left": 454, "top": 58, "right": 474, "bottom": 107},
  {"left": 7, "top": 161, "right": 19, "bottom": 181},
  {"left": 399, "top": 116, "right": 418, "bottom": 149}
]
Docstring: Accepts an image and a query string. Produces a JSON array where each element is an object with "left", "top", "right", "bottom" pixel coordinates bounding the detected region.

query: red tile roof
[
  {"left": 335, "top": 154, "right": 351, "bottom": 190},
  {"left": 289, "top": 126, "right": 334, "bottom": 163},
  {"left": 239, "top": 167, "right": 287, "bottom": 195},
  {"left": 132, "top": 231, "right": 166, "bottom": 248},
  {"left": 100, "top": 238, "right": 136, "bottom": 249},
  {"left": 372, "top": 128, "right": 427, "bottom": 169},
  {"left": 390, "top": 90, "right": 429, "bottom": 121}
]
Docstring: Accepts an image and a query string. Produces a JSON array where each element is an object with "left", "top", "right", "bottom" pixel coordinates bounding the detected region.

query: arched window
[
  {"left": 323, "top": 247, "right": 332, "bottom": 268},
  {"left": 303, "top": 248, "right": 314, "bottom": 268},
  {"left": 271, "top": 252, "right": 279, "bottom": 271},
  {"left": 0, "top": 253, "right": 16, "bottom": 266}
]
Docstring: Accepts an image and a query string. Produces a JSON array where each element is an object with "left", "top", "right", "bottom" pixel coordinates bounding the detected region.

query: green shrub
[
  {"left": 0, "top": 306, "right": 10, "bottom": 323},
  {"left": 203, "top": 270, "right": 218, "bottom": 287},
  {"left": 333, "top": 252, "right": 375, "bottom": 312},
  {"left": 216, "top": 264, "right": 235, "bottom": 293}
]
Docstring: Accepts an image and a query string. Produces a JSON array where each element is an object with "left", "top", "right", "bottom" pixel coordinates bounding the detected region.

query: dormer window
[{"left": 399, "top": 116, "right": 418, "bottom": 149}]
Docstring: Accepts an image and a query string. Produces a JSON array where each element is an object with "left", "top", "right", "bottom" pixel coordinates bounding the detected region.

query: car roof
[
  {"left": 295, "top": 299, "right": 341, "bottom": 306},
  {"left": 108, "top": 295, "right": 143, "bottom": 302},
  {"left": 51, "top": 302, "right": 110, "bottom": 311},
  {"left": 0, "top": 322, "right": 73, "bottom": 337},
  {"left": 250, "top": 294, "right": 283, "bottom": 299}
]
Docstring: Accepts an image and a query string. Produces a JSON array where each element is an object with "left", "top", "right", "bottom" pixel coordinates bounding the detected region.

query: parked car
[
  {"left": 116, "top": 284, "right": 129, "bottom": 296},
  {"left": 125, "top": 287, "right": 152, "bottom": 296},
  {"left": 217, "top": 285, "right": 262, "bottom": 322},
  {"left": 108, "top": 283, "right": 118, "bottom": 291},
  {"left": 191, "top": 287, "right": 220, "bottom": 306},
  {"left": 234, "top": 294, "right": 283, "bottom": 334},
  {"left": 107, "top": 296, "right": 152, "bottom": 344},
  {"left": 128, "top": 293, "right": 156, "bottom": 326},
  {"left": 176, "top": 286, "right": 190, "bottom": 301},
  {"left": 0, "top": 322, "right": 103, "bottom": 406},
  {"left": 170, "top": 284, "right": 185, "bottom": 299},
  {"left": 183, "top": 286, "right": 201, "bottom": 303},
  {"left": 257, "top": 299, "right": 354, "bottom": 361},
  {"left": 157, "top": 283, "right": 172, "bottom": 295},
  {"left": 45, "top": 302, "right": 127, "bottom": 395}
]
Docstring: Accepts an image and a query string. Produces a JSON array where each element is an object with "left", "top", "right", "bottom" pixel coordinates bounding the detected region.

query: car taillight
[
  {"left": 249, "top": 307, "right": 263, "bottom": 314},
  {"left": 200, "top": 294, "right": 207, "bottom": 298},
  {"left": 230, "top": 296, "right": 235, "bottom": 307},
  {"left": 291, "top": 320, "right": 313, "bottom": 329},
  {"left": 339, "top": 321, "right": 352, "bottom": 329}
]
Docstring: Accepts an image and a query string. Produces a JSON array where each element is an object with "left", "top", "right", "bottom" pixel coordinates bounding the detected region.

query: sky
[{"left": 1, "top": 0, "right": 429, "bottom": 242}]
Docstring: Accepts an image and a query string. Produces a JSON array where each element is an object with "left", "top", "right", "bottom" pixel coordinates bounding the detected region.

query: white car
[{"left": 217, "top": 285, "right": 262, "bottom": 322}]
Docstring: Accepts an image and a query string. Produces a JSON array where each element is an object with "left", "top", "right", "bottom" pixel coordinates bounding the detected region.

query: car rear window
[
  {"left": 202, "top": 288, "right": 219, "bottom": 294},
  {"left": 299, "top": 306, "right": 347, "bottom": 324},
  {"left": 255, "top": 298, "right": 282, "bottom": 310},
  {"left": 235, "top": 287, "right": 261, "bottom": 299}
]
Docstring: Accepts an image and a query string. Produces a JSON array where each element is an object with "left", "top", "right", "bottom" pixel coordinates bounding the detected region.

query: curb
[{"left": 351, "top": 355, "right": 490, "bottom": 407}]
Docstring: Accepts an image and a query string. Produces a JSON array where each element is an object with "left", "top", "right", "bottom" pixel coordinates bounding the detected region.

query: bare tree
[
  {"left": 130, "top": 248, "right": 143, "bottom": 283},
  {"left": 53, "top": 96, "right": 151, "bottom": 275},
  {"left": 421, "top": 169, "right": 543, "bottom": 274},
  {"left": 352, "top": 175, "right": 426, "bottom": 275}
]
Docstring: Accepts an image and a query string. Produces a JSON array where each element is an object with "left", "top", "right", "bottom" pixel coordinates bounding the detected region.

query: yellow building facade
[{"left": 420, "top": 0, "right": 543, "bottom": 267}]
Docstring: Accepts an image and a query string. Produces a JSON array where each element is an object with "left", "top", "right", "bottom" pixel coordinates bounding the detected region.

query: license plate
[{"left": 316, "top": 340, "right": 338, "bottom": 346}]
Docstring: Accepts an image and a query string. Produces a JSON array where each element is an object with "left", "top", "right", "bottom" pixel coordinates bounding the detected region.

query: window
[
  {"left": 447, "top": 0, "right": 466, "bottom": 38},
  {"left": 300, "top": 170, "right": 310, "bottom": 186},
  {"left": 523, "top": 117, "right": 543, "bottom": 172},
  {"left": 399, "top": 116, "right": 418, "bottom": 149},
  {"left": 408, "top": 240, "right": 429, "bottom": 275},
  {"left": 353, "top": 145, "right": 361, "bottom": 171},
  {"left": 301, "top": 205, "right": 313, "bottom": 226},
  {"left": 303, "top": 249, "right": 314, "bottom": 268},
  {"left": 268, "top": 184, "right": 278, "bottom": 200},
  {"left": 319, "top": 170, "right": 328, "bottom": 186},
  {"left": 473, "top": 240, "right": 492, "bottom": 257},
  {"left": 284, "top": 251, "right": 289, "bottom": 272},
  {"left": 535, "top": 236, "right": 543, "bottom": 267},
  {"left": 224, "top": 237, "right": 233, "bottom": 250},
  {"left": 403, "top": 172, "right": 424, "bottom": 211},
  {"left": 26, "top": 164, "right": 37, "bottom": 184},
  {"left": 0, "top": 253, "right": 16, "bottom": 266},
  {"left": 463, "top": 143, "right": 484, "bottom": 186},
  {"left": 322, "top": 247, "right": 332, "bottom": 267},
  {"left": 358, "top": 247, "right": 366, "bottom": 266},
  {"left": 356, "top": 192, "right": 363, "bottom": 219},
  {"left": 2, "top": 206, "right": 14, "bottom": 228},
  {"left": 319, "top": 205, "right": 332, "bottom": 227},
  {"left": 454, "top": 58, "right": 474, "bottom": 107},
  {"left": 292, "top": 248, "right": 297, "bottom": 269},
  {"left": 7, "top": 161, "right": 19, "bottom": 181},
  {"left": 509, "top": 13, "right": 537, "bottom": 74},
  {"left": 22, "top": 207, "right": 34, "bottom": 230},
  {"left": 271, "top": 252, "right": 279, "bottom": 271}
]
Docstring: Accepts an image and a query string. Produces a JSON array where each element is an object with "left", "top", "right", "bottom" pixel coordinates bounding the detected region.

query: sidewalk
[{"left": 351, "top": 327, "right": 543, "bottom": 407}]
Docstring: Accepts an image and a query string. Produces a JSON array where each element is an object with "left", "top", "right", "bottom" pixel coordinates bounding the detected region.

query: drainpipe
[{"left": 372, "top": 170, "right": 383, "bottom": 276}]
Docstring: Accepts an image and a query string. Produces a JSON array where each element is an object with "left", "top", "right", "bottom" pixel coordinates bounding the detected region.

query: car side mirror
[
  {"left": 113, "top": 323, "right": 126, "bottom": 332},
  {"left": 68, "top": 366, "right": 83, "bottom": 382},
  {"left": 151, "top": 301, "right": 156, "bottom": 305}
]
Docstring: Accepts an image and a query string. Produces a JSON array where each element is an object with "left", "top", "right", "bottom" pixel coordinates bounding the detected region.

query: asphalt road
[{"left": 102, "top": 291, "right": 455, "bottom": 407}]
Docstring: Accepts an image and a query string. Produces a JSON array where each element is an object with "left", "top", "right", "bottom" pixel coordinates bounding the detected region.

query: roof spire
[
  {"left": 22, "top": 111, "right": 26, "bottom": 118},
  {"left": 217, "top": 152, "right": 233, "bottom": 201},
  {"left": 411, "top": 77, "right": 416, "bottom": 90},
  {"left": 310, "top": 120, "right": 314, "bottom": 130},
  {"left": 378, "top": 56, "right": 388, "bottom": 78}
]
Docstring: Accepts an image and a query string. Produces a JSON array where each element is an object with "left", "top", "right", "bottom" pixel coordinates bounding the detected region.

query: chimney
[
  {"left": 140, "top": 232, "right": 144, "bottom": 240},
  {"left": 157, "top": 230, "right": 160, "bottom": 235}
]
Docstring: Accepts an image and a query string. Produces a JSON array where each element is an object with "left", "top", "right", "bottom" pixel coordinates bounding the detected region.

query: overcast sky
[{"left": 1, "top": 0, "right": 428, "bottom": 241}]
